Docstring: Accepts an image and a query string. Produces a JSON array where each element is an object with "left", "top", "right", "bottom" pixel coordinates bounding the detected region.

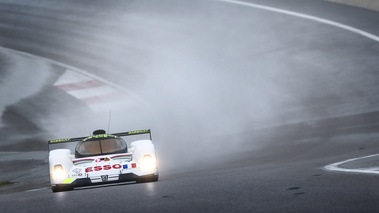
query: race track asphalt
[{"left": 1, "top": 0, "right": 379, "bottom": 212}]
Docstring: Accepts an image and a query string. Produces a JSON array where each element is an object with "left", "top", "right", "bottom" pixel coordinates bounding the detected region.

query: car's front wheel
[
  {"left": 51, "top": 185, "right": 73, "bottom": 192},
  {"left": 136, "top": 173, "right": 159, "bottom": 183}
]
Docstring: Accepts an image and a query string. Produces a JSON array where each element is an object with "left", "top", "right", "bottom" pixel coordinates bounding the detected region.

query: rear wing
[{"left": 48, "top": 129, "right": 152, "bottom": 145}]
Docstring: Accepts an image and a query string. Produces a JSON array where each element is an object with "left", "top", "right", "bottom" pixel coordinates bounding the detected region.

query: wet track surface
[{"left": 1, "top": 0, "right": 379, "bottom": 212}]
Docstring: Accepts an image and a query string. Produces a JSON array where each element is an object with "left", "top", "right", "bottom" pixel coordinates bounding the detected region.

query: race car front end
[
  {"left": 50, "top": 152, "right": 158, "bottom": 191},
  {"left": 49, "top": 129, "right": 158, "bottom": 192}
]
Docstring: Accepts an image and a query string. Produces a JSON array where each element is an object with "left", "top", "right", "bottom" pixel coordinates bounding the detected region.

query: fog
[
  {"left": 0, "top": 49, "right": 51, "bottom": 127},
  {"left": 1, "top": 0, "right": 379, "bottom": 175}
]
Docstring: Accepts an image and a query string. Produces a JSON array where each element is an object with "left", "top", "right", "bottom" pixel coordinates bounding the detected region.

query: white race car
[{"left": 48, "top": 129, "right": 158, "bottom": 192}]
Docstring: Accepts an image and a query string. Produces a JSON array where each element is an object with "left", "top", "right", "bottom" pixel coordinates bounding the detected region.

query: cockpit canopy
[{"left": 75, "top": 134, "right": 127, "bottom": 158}]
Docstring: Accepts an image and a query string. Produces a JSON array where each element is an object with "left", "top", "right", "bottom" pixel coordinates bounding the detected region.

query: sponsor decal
[
  {"left": 71, "top": 168, "right": 83, "bottom": 177},
  {"left": 128, "top": 130, "right": 149, "bottom": 134},
  {"left": 85, "top": 164, "right": 122, "bottom": 173},
  {"left": 72, "top": 168, "right": 82, "bottom": 174},
  {"left": 50, "top": 138, "right": 71, "bottom": 143}
]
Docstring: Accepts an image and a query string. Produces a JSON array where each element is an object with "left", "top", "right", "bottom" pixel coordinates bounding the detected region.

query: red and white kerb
[{"left": 54, "top": 70, "right": 126, "bottom": 111}]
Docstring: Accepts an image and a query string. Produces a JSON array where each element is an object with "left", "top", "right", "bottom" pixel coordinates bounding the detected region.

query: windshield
[
  {"left": 75, "top": 138, "right": 127, "bottom": 158},
  {"left": 48, "top": 133, "right": 150, "bottom": 158}
]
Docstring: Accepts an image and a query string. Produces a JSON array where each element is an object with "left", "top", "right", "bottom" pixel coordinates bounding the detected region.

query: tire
[
  {"left": 136, "top": 174, "right": 159, "bottom": 183},
  {"left": 149, "top": 174, "right": 159, "bottom": 182},
  {"left": 51, "top": 185, "right": 73, "bottom": 192}
]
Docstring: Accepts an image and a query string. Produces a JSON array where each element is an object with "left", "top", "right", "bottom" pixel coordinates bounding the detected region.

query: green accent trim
[
  {"left": 63, "top": 178, "right": 76, "bottom": 184},
  {"left": 83, "top": 134, "right": 118, "bottom": 142},
  {"left": 50, "top": 138, "right": 71, "bottom": 143}
]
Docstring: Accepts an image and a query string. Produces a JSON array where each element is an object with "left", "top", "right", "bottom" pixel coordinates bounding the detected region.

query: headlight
[
  {"left": 140, "top": 155, "right": 156, "bottom": 171},
  {"left": 53, "top": 165, "right": 65, "bottom": 180}
]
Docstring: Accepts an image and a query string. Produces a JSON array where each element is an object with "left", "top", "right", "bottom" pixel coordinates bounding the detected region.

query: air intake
[{"left": 93, "top": 129, "right": 106, "bottom": 135}]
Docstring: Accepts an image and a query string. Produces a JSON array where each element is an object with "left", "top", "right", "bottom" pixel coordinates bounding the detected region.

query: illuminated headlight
[
  {"left": 140, "top": 155, "right": 156, "bottom": 171},
  {"left": 53, "top": 165, "right": 65, "bottom": 180}
]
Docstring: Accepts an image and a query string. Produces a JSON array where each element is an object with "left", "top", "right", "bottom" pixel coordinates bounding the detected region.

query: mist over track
[{"left": 1, "top": 0, "right": 379, "bottom": 212}]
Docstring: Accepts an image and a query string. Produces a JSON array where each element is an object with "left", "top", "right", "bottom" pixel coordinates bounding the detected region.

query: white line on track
[
  {"left": 324, "top": 154, "right": 379, "bottom": 174},
  {"left": 215, "top": 0, "right": 379, "bottom": 43},
  {"left": 26, "top": 187, "right": 49, "bottom": 192},
  {"left": 214, "top": 0, "right": 379, "bottom": 175}
]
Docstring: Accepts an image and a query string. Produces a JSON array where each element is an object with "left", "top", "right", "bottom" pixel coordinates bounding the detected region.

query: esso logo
[{"left": 85, "top": 164, "right": 122, "bottom": 173}]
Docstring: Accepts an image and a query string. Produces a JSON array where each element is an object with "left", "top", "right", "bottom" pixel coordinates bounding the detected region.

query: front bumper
[{"left": 52, "top": 172, "right": 159, "bottom": 189}]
